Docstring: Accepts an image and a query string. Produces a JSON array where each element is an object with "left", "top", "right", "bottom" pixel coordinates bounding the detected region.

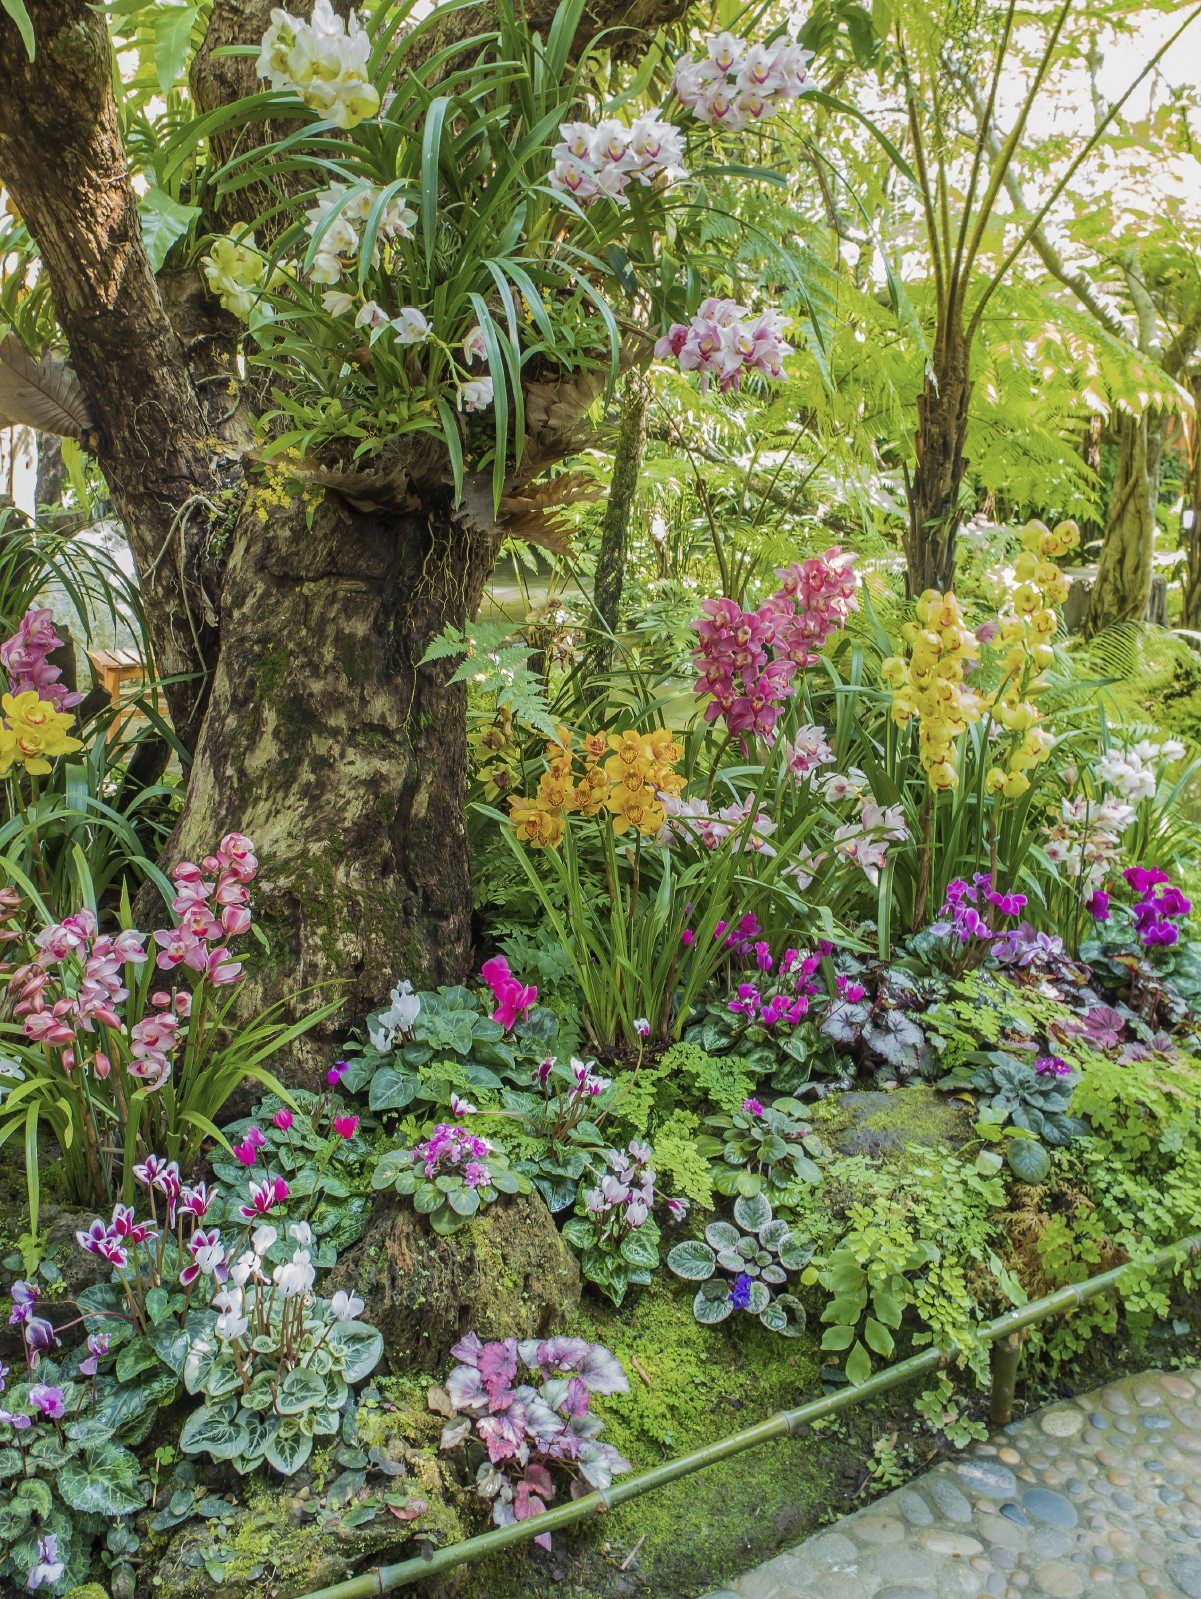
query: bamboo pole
[{"left": 297, "top": 1231, "right": 1201, "bottom": 1599}]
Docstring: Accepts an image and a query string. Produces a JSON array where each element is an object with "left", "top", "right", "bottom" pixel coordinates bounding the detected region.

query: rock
[
  {"left": 328, "top": 1188, "right": 581, "bottom": 1372},
  {"left": 826, "top": 1086, "right": 974, "bottom": 1159}
]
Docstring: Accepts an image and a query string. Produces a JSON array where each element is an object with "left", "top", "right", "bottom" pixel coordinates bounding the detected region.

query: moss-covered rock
[
  {"left": 818, "top": 1085, "right": 973, "bottom": 1159},
  {"left": 328, "top": 1189, "right": 581, "bottom": 1372}
]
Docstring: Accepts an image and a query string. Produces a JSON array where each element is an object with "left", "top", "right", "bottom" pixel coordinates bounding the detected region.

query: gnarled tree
[{"left": 0, "top": 0, "right": 691, "bottom": 1077}]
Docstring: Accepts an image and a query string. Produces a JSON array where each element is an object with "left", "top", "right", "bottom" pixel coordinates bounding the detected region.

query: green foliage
[
  {"left": 372, "top": 1138, "right": 531, "bottom": 1236},
  {"left": 667, "top": 1194, "right": 812, "bottom": 1336},
  {"left": 696, "top": 1098, "right": 825, "bottom": 1203}
]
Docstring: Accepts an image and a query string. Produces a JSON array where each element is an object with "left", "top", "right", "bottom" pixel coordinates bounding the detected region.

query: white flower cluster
[
  {"left": 1095, "top": 738, "right": 1185, "bottom": 803},
  {"left": 212, "top": 1220, "right": 323, "bottom": 1340},
  {"left": 672, "top": 31, "right": 813, "bottom": 130},
  {"left": 304, "top": 183, "right": 416, "bottom": 286},
  {"left": 257, "top": 0, "right": 379, "bottom": 130},
  {"left": 781, "top": 723, "right": 835, "bottom": 786},
  {"left": 550, "top": 110, "right": 686, "bottom": 206},
  {"left": 1044, "top": 796, "right": 1135, "bottom": 891},
  {"left": 369, "top": 978, "right": 422, "bottom": 1052},
  {"left": 781, "top": 764, "right": 907, "bottom": 891}
]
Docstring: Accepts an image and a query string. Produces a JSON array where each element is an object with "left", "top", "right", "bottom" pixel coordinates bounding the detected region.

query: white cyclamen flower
[
  {"left": 251, "top": 1224, "right": 277, "bottom": 1256},
  {"left": 329, "top": 1289, "right": 365, "bottom": 1321},
  {"left": 289, "top": 1220, "right": 313, "bottom": 1246},
  {"left": 274, "top": 1248, "right": 316, "bottom": 1299}
]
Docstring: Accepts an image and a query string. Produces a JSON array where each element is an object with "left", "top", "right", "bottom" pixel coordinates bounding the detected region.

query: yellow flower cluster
[
  {"left": 982, "top": 518, "right": 1078, "bottom": 800},
  {"left": 882, "top": 591, "right": 985, "bottom": 792},
  {"left": 508, "top": 725, "right": 684, "bottom": 848},
  {"left": 881, "top": 519, "right": 1077, "bottom": 796},
  {"left": 469, "top": 708, "right": 521, "bottom": 802},
  {"left": 0, "top": 690, "right": 82, "bottom": 777}
]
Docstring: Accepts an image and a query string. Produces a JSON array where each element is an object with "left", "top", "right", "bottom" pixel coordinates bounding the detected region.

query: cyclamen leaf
[
  {"left": 330, "top": 1320, "right": 384, "bottom": 1383},
  {"left": 179, "top": 1407, "right": 251, "bottom": 1462},
  {"left": 59, "top": 1442, "right": 147, "bottom": 1516},
  {"left": 276, "top": 1368, "right": 327, "bottom": 1415},
  {"left": 266, "top": 1428, "right": 314, "bottom": 1475}
]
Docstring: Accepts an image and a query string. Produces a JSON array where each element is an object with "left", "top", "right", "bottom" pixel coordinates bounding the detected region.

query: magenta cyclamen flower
[
  {"left": 333, "top": 1113, "right": 359, "bottom": 1140},
  {"left": 480, "top": 955, "right": 537, "bottom": 1031},
  {"left": 238, "top": 1175, "right": 289, "bottom": 1218},
  {"left": 273, "top": 1108, "right": 294, "bottom": 1131},
  {"left": 1124, "top": 865, "right": 1191, "bottom": 949},
  {"left": 327, "top": 1060, "right": 348, "bottom": 1087},
  {"left": 28, "top": 1383, "right": 66, "bottom": 1419}
]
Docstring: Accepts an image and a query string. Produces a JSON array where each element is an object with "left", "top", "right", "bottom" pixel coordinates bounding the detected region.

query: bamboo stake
[{"left": 297, "top": 1232, "right": 1201, "bottom": 1599}]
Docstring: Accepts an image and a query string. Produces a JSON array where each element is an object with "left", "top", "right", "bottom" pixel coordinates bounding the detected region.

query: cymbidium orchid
[
  {"left": 549, "top": 110, "right": 686, "bottom": 206},
  {"left": 257, "top": 0, "right": 379, "bottom": 129},
  {"left": 656, "top": 297, "right": 793, "bottom": 393},
  {"left": 672, "top": 30, "right": 814, "bottom": 129}
]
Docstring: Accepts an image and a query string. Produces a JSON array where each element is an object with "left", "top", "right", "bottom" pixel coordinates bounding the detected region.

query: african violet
[
  {"left": 971, "top": 1051, "right": 1086, "bottom": 1148},
  {"left": 667, "top": 1193, "right": 812, "bottom": 1334},
  {"left": 696, "top": 1097, "right": 824, "bottom": 1201},
  {"left": 372, "top": 1123, "right": 531, "bottom": 1234},
  {"left": 431, "top": 1333, "right": 630, "bottom": 1547}
]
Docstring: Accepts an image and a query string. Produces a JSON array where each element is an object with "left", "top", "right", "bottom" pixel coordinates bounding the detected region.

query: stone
[
  {"left": 921, "top": 1530, "right": 984, "bottom": 1557},
  {"left": 1040, "top": 1409, "right": 1084, "bottom": 1438},
  {"left": 1166, "top": 1555, "right": 1201, "bottom": 1598},
  {"left": 898, "top": 1489, "right": 934, "bottom": 1526},
  {"left": 927, "top": 1477, "right": 975, "bottom": 1523},
  {"left": 1034, "top": 1561, "right": 1085, "bottom": 1597},
  {"left": 826, "top": 1086, "right": 974, "bottom": 1158},
  {"left": 327, "top": 1187, "right": 580, "bottom": 1371},
  {"left": 958, "top": 1459, "right": 1019, "bottom": 1499},
  {"left": 1021, "top": 1487, "right": 1079, "bottom": 1529}
]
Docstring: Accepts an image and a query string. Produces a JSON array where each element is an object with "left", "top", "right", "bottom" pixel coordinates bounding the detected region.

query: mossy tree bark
[
  {"left": 1182, "top": 378, "right": 1201, "bottom": 631},
  {"left": 904, "top": 321, "right": 972, "bottom": 597},
  {"left": 0, "top": 0, "right": 687, "bottom": 1075},
  {"left": 1085, "top": 408, "right": 1165, "bottom": 634},
  {"left": 585, "top": 377, "right": 647, "bottom": 684}
]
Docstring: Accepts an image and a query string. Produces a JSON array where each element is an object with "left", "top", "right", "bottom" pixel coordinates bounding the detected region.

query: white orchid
[
  {"left": 257, "top": 0, "right": 380, "bottom": 130},
  {"left": 391, "top": 306, "right": 432, "bottom": 343},
  {"left": 456, "top": 378, "right": 494, "bottom": 413}
]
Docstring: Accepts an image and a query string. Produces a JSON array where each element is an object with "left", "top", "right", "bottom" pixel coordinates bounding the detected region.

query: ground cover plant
[{"left": 2, "top": 0, "right": 1201, "bottom": 1595}]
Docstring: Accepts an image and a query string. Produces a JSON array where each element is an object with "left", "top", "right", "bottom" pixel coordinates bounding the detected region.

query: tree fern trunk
[
  {"left": 1086, "top": 409, "right": 1164, "bottom": 634},
  {"left": 905, "top": 324, "right": 972, "bottom": 596},
  {"left": 585, "top": 377, "right": 647, "bottom": 684}
]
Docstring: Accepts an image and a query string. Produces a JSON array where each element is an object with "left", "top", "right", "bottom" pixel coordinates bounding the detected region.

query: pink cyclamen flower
[
  {"left": 238, "top": 1175, "right": 289, "bottom": 1218},
  {"left": 333, "top": 1114, "right": 359, "bottom": 1140},
  {"left": 327, "top": 1060, "right": 348, "bottom": 1087},
  {"left": 232, "top": 1138, "right": 258, "bottom": 1166},
  {"left": 741, "top": 1097, "right": 765, "bottom": 1117},
  {"left": 273, "top": 1108, "right": 294, "bottom": 1131}
]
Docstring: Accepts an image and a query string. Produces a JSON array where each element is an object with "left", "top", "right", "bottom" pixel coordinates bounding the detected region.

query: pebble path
[{"left": 702, "top": 1368, "right": 1201, "bottom": 1599}]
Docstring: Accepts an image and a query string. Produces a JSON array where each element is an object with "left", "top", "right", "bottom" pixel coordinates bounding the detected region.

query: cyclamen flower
[
  {"left": 742, "top": 1097, "right": 765, "bottom": 1116},
  {"left": 333, "top": 1113, "right": 359, "bottom": 1140},
  {"left": 26, "top": 1532, "right": 64, "bottom": 1591},
  {"left": 180, "top": 1229, "right": 229, "bottom": 1287},
  {"left": 480, "top": 955, "right": 537, "bottom": 1030},
  {"left": 239, "top": 1174, "right": 289, "bottom": 1218},
  {"left": 273, "top": 1108, "right": 294, "bottom": 1130},
  {"left": 330, "top": 1289, "right": 365, "bottom": 1321},
  {"left": 29, "top": 1383, "right": 66, "bottom": 1419},
  {"left": 77, "top": 1331, "right": 110, "bottom": 1378}
]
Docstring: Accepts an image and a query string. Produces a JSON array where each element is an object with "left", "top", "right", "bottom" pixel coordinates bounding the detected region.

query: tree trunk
[
  {"left": 585, "top": 377, "right": 647, "bottom": 684},
  {"left": 905, "top": 324, "right": 972, "bottom": 596},
  {"left": 169, "top": 482, "right": 502, "bottom": 1078},
  {"left": 1086, "top": 409, "right": 1164, "bottom": 634},
  {"left": 1183, "top": 381, "right": 1201, "bottom": 631}
]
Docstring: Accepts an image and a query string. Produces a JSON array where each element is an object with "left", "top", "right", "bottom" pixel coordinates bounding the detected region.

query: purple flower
[
  {"left": 729, "top": 1273, "right": 754, "bottom": 1310},
  {"left": 28, "top": 1383, "right": 65, "bottom": 1419},
  {"left": 0, "top": 1408, "right": 33, "bottom": 1431},
  {"left": 78, "top": 1332, "right": 110, "bottom": 1378},
  {"left": 1035, "top": 1055, "right": 1071, "bottom": 1077},
  {"left": 1087, "top": 889, "right": 1110, "bottom": 921},
  {"left": 25, "top": 1317, "right": 57, "bottom": 1366},
  {"left": 8, "top": 1281, "right": 38, "bottom": 1326},
  {"left": 741, "top": 1097, "right": 765, "bottom": 1117},
  {"left": 26, "top": 1532, "right": 64, "bottom": 1591},
  {"left": 327, "top": 1060, "right": 348, "bottom": 1087}
]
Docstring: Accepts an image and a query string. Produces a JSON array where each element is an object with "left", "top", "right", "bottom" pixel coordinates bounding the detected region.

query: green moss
[
  {"left": 453, "top": 1277, "right": 868, "bottom": 1599},
  {"left": 63, "top": 1585, "right": 109, "bottom": 1599}
]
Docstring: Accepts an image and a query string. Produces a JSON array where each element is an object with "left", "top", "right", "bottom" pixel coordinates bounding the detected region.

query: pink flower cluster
[
  {"left": 691, "top": 551, "right": 858, "bottom": 740},
  {"left": 672, "top": 32, "right": 814, "bottom": 129},
  {"left": 583, "top": 1140, "right": 655, "bottom": 1228},
  {"left": 549, "top": 111, "right": 686, "bottom": 206},
  {"left": 1125, "top": 865, "right": 1191, "bottom": 948},
  {"left": 480, "top": 955, "right": 537, "bottom": 1030},
  {"left": 7, "top": 832, "right": 257, "bottom": 1092},
  {"left": 1, "top": 607, "right": 82, "bottom": 711},
  {"left": 161, "top": 831, "right": 258, "bottom": 983},
  {"left": 728, "top": 944, "right": 824, "bottom": 1029},
  {"left": 655, "top": 298, "right": 792, "bottom": 393},
  {"left": 75, "top": 1155, "right": 219, "bottom": 1277},
  {"left": 417, "top": 1123, "right": 495, "bottom": 1189}
]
